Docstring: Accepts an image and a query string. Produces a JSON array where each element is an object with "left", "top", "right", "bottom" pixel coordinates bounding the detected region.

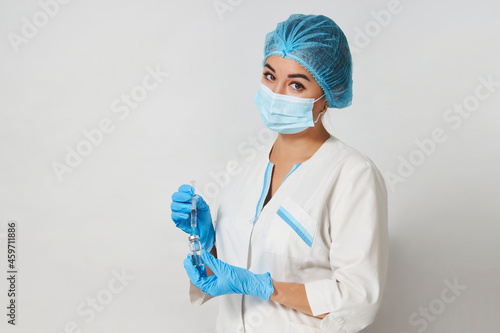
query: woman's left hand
[{"left": 184, "top": 250, "right": 274, "bottom": 301}]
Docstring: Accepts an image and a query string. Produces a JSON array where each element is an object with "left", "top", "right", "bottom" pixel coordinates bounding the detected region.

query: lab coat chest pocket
[{"left": 264, "top": 197, "right": 317, "bottom": 260}]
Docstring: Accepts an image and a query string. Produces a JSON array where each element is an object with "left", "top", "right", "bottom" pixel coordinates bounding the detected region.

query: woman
[{"left": 171, "top": 14, "right": 388, "bottom": 333}]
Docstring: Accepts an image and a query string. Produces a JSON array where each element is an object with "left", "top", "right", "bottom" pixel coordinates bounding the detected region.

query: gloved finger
[
  {"left": 171, "top": 191, "right": 193, "bottom": 203},
  {"left": 171, "top": 212, "right": 189, "bottom": 223},
  {"left": 184, "top": 256, "right": 218, "bottom": 296},
  {"left": 170, "top": 201, "right": 192, "bottom": 214},
  {"left": 183, "top": 256, "right": 202, "bottom": 284},
  {"left": 173, "top": 224, "right": 194, "bottom": 236},
  {"left": 178, "top": 184, "right": 194, "bottom": 193},
  {"left": 200, "top": 250, "right": 226, "bottom": 277},
  {"left": 200, "top": 274, "right": 220, "bottom": 297},
  {"left": 171, "top": 185, "right": 194, "bottom": 203},
  {"left": 195, "top": 195, "right": 210, "bottom": 212}
]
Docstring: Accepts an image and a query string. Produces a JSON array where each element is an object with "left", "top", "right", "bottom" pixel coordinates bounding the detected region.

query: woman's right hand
[{"left": 170, "top": 184, "right": 215, "bottom": 252}]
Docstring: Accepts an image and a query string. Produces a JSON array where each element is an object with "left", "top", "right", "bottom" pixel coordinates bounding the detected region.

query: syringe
[
  {"left": 188, "top": 180, "right": 206, "bottom": 276},
  {"left": 190, "top": 180, "right": 197, "bottom": 234}
]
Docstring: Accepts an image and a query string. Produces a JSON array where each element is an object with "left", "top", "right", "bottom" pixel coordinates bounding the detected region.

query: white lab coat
[{"left": 189, "top": 134, "right": 389, "bottom": 333}]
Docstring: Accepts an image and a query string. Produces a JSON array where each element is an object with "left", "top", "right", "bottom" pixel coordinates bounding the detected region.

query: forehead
[{"left": 265, "top": 55, "right": 311, "bottom": 77}]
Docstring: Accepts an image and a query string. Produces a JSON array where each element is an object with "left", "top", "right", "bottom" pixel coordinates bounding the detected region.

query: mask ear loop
[
  {"left": 314, "top": 109, "right": 327, "bottom": 123},
  {"left": 313, "top": 94, "right": 325, "bottom": 103},
  {"left": 313, "top": 95, "right": 327, "bottom": 124}
]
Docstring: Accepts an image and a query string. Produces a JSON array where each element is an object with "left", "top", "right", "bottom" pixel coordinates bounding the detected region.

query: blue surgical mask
[{"left": 253, "top": 83, "right": 326, "bottom": 134}]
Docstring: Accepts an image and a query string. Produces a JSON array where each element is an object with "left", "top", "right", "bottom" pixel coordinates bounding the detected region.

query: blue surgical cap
[{"left": 262, "top": 14, "right": 353, "bottom": 109}]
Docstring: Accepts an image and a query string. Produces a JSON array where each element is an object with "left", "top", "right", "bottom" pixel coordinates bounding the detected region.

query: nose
[{"left": 273, "top": 81, "right": 287, "bottom": 95}]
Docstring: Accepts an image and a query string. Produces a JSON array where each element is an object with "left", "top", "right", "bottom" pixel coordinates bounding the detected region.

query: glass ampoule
[{"left": 188, "top": 235, "right": 206, "bottom": 276}]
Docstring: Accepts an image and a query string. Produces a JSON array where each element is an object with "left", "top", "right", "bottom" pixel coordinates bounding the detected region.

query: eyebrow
[{"left": 264, "top": 63, "right": 310, "bottom": 82}]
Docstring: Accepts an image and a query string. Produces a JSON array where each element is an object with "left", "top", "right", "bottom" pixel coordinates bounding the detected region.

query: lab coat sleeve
[
  {"left": 304, "top": 156, "right": 389, "bottom": 333},
  {"left": 188, "top": 280, "right": 213, "bottom": 305}
]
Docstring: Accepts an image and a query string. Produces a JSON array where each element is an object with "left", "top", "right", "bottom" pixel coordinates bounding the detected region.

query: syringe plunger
[{"left": 190, "top": 180, "right": 197, "bottom": 230}]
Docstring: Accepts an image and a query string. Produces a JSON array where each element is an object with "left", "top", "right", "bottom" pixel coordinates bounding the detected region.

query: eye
[
  {"left": 263, "top": 72, "right": 275, "bottom": 81},
  {"left": 290, "top": 82, "right": 305, "bottom": 91}
]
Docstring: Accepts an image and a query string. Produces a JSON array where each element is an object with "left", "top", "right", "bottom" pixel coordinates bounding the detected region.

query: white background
[{"left": 1, "top": 0, "right": 499, "bottom": 332}]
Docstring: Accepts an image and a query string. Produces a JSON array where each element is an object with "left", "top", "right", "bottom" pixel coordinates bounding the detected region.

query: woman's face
[{"left": 261, "top": 55, "right": 327, "bottom": 106}]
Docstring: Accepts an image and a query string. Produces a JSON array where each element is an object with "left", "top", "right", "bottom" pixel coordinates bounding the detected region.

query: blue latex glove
[
  {"left": 170, "top": 184, "right": 215, "bottom": 252},
  {"left": 184, "top": 250, "right": 275, "bottom": 301}
]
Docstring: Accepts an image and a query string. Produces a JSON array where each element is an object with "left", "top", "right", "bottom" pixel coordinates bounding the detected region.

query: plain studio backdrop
[{"left": 0, "top": 0, "right": 499, "bottom": 332}]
